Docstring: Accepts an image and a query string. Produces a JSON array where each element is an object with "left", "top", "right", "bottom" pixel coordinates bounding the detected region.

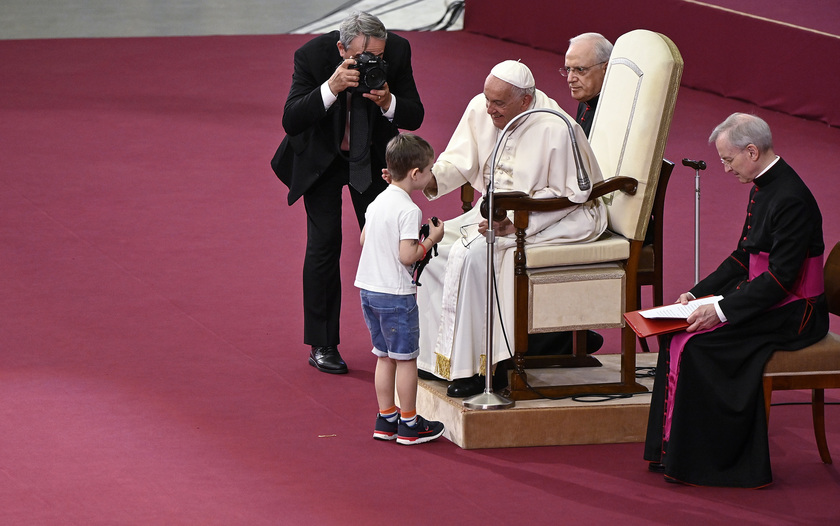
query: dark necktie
[{"left": 348, "top": 93, "right": 372, "bottom": 193}]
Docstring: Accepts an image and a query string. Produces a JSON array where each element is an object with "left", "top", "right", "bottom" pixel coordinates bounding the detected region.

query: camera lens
[
  {"left": 347, "top": 53, "right": 388, "bottom": 93},
  {"left": 363, "top": 67, "right": 387, "bottom": 90}
]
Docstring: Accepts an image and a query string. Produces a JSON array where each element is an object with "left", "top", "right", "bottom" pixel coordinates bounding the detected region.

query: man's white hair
[{"left": 569, "top": 32, "right": 613, "bottom": 63}]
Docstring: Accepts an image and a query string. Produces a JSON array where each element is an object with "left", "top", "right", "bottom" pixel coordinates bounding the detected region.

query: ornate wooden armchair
[{"left": 482, "top": 30, "right": 683, "bottom": 400}]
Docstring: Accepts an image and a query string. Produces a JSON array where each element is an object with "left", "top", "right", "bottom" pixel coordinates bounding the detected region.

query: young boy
[{"left": 355, "top": 133, "right": 446, "bottom": 445}]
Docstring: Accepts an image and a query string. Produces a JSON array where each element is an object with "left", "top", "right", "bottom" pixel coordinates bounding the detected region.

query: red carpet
[
  {"left": 700, "top": 0, "right": 840, "bottom": 35},
  {"left": 1, "top": 31, "right": 839, "bottom": 524}
]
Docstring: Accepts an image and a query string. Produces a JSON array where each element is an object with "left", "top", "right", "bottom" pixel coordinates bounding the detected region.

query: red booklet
[
  {"left": 623, "top": 310, "right": 689, "bottom": 338},
  {"left": 624, "top": 296, "right": 722, "bottom": 338}
]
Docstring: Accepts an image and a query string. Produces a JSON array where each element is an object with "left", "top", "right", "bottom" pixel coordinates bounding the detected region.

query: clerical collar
[{"left": 754, "top": 155, "right": 780, "bottom": 182}]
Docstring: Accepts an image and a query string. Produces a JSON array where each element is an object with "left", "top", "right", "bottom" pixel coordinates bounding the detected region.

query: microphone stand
[
  {"left": 464, "top": 108, "right": 591, "bottom": 410},
  {"left": 681, "top": 158, "right": 706, "bottom": 284}
]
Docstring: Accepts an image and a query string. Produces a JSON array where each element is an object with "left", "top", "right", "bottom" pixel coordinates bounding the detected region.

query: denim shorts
[{"left": 360, "top": 289, "right": 420, "bottom": 360}]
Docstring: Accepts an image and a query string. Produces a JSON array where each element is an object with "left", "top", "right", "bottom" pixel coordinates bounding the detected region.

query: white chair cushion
[{"left": 525, "top": 231, "right": 629, "bottom": 269}]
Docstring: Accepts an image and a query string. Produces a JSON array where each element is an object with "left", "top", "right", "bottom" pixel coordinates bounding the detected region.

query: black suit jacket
[
  {"left": 575, "top": 94, "right": 598, "bottom": 138},
  {"left": 272, "top": 30, "right": 424, "bottom": 205}
]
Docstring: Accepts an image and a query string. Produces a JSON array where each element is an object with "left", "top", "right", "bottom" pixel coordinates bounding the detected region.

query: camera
[{"left": 348, "top": 52, "right": 388, "bottom": 93}]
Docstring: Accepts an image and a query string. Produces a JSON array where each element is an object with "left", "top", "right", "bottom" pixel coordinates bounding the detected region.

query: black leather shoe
[
  {"left": 447, "top": 374, "right": 485, "bottom": 398},
  {"left": 418, "top": 369, "right": 440, "bottom": 381},
  {"left": 586, "top": 330, "right": 605, "bottom": 354},
  {"left": 309, "top": 346, "right": 348, "bottom": 374},
  {"left": 648, "top": 462, "right": 665, "bottom": 473},
  {"left": 446, "top": 362, "right": 510, "bottom": 397},
  {"left": 493, "top": 361, "right": 509, "bottom": 391},
  {"left": 526, "top": 330, "right": 604, "bottom": 356}
]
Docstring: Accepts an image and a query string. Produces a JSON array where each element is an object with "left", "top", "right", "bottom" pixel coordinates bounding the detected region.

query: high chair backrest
[{"left": 589, "top": 30, "right": 683, "bottom": 241}]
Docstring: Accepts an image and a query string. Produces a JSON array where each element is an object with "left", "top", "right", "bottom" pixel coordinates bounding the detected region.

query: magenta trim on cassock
[{"left": 663, "top": 252, "right": 825, "bottom": 442}]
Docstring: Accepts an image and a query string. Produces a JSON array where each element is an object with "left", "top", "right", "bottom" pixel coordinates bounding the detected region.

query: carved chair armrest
[{"left": 482, "top": 177, "right": 638, "bottom": 229}]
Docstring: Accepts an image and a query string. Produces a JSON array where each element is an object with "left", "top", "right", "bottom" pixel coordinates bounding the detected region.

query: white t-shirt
[{"left": 354, "top": 185, "right": 422, "bottom": 295}]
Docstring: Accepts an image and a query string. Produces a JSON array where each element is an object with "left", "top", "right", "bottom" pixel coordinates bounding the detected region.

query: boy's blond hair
[{"left": 385, "top": 133, "right": 434, "bottom": 182}]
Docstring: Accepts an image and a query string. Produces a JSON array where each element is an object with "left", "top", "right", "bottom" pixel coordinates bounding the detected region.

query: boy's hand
[
  {"left": 428, "top": 217, "right": 444, "bottom": 244},
  {"left": 381, "top": 168, "right": 392, "bottom": 184}
]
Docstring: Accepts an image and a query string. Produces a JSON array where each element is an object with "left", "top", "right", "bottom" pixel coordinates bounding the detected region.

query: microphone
[{"left": 682, "top": 158, "right": 706, "bottom": 170}]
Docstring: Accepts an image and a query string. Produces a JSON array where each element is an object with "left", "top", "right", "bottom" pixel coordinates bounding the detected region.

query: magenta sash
[
  {"left": 662, "top": 252, "right": 825, "bottom": 441},
  {"left": 750, "top": 253, "right": 824, "bottom": 308}
]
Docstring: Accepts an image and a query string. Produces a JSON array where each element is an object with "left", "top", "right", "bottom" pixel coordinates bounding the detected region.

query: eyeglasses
[
  {"left": 559, "top": 61, "right": 606, "bottom": 77},
  {"left": 459, "top": 222, "right": 483, "bottom": 248},
  {"left": 720, "top": 148, "right": 746, "bottom": 167}
]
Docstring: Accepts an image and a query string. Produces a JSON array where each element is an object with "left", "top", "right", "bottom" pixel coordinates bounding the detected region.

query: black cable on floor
[{"left": 509, "top": 368, "right": 653, "bottom": 403}]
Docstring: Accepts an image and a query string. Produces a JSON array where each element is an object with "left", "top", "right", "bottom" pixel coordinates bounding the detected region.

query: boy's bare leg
[
  {"left": 375, "top": 357, "right": 398, "bottom": 411},
  {"left": 395, "top": 358, "right": 418, "bottom": 413}
]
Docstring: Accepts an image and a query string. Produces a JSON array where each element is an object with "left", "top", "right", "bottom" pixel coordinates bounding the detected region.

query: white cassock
[{"left": 417, "top": 89, "right": 608, "bottom": 380}]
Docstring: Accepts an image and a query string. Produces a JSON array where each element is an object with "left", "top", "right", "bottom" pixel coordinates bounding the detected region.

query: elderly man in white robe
[{"left": 417, "top": 60, "right": 608, "bottom": 397}]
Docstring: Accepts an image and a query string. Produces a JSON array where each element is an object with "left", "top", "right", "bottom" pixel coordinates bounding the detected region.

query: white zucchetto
[{"left": 490, "top": 60, "right": 535, "bottom": 89}]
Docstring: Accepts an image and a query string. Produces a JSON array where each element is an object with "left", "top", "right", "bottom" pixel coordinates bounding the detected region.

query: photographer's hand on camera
[
  {"left": 364, "top": 84, "right": 391, "bottom": 110},
  {"left": 328, "top": 60, "right": 391, "bottom": 111},
  {"left": 327, "top": 58, "right": 361, "bottom": 96}
]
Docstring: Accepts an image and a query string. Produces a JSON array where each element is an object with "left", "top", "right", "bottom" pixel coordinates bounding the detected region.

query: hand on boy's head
[{"left": 381, "top": 168, "right": 392, "bottom": 184}]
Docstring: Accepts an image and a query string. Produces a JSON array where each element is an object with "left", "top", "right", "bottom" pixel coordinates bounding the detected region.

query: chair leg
[
  {"left": 638, "top": 336, "right": 651, "bottom": 353},
  {"left": 763, "top": 376, "right": 773, "bottom": 428},
  {"left": 811, "top": 388, "right": 833, "bottom": 464}
]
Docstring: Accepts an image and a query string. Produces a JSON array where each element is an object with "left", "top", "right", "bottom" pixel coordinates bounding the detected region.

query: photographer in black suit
[{"left": 272, "top": 12, "right": 424, "bottom": 374}]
